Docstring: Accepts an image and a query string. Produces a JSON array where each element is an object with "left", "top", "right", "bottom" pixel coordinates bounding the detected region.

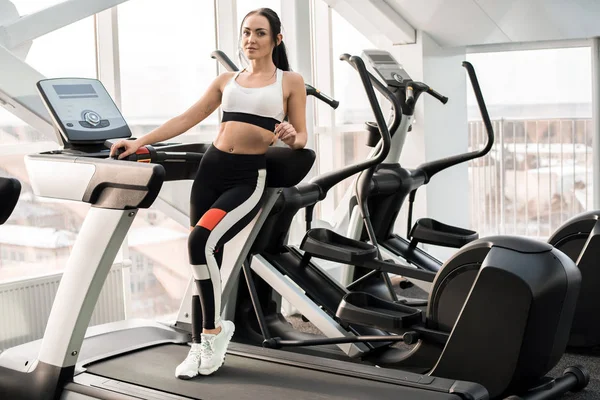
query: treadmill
[{"left": 0, "top": 74, "right": 488, "bottom": 399}]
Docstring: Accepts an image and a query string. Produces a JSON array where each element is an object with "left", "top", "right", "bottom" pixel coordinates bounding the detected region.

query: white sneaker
[
  {"left": 198, "top": 320, "right": 235, "bottom": 376},
  {"left": 175, "top": 342, "right": 202, "bottom": 379}
]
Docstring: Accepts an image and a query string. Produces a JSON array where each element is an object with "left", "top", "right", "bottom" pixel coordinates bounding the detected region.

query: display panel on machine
[
  {"left": 362, "top": 50, "right": 411, "bottom": 87},
  {"left": 37, "top": 78, "right": 131, "bottom": 145}
]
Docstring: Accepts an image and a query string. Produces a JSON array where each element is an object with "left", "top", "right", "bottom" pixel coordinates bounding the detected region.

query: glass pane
[
  {"left": 118, "top": 0, "right": 218, "bottom": 143},
  {"left": 127, "top": 209, "right": 190, "bottom": 320},
  {"left": 0, "top": 14, "right": 96, "bottom": 282},
  {"left": 466, "top": 47, "right": 592, "bottom": 239},
  {"left": 330, "top": 8, "right": 376, "bottom": 126},
  {"left": 313, "top": 6, "right": 379, "bottom": 219},
  {"left": 117, "top": 0, "right": 217, "bottom": 321},
  {"left": 26, "top": 16, "right": 96, "bottom": 79},
  {"left": 7, "top": 1, "right": 96, "bottom": 78},
  {"left": 315, "top": 128, "right": 372, "bottom": 223},
  {"left": 0, "top": 159, "right": 89, "bottom": 282},
  {"left": 0, "top": 109, "right": 90, "bottom": 282}
]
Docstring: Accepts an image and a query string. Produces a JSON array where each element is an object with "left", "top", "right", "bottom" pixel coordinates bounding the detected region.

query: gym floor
[{"left": 287, "top": 283, "right": 600, "bottom": 399}]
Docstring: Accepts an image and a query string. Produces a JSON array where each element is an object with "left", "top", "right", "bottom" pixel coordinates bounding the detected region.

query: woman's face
[{"left": 241, "top": 14, "right": 278, "bottom": 61}]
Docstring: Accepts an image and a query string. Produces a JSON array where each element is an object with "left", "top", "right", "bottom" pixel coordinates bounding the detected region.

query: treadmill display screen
[
  {"left": 38, "top": 78, "right": 131, "bottom": 144},
  {"left": 369, "top": 54, "right": 396, "bottom": 64},
  {"left": 53, "top": 84, "right": 98, "bottom": 99}
]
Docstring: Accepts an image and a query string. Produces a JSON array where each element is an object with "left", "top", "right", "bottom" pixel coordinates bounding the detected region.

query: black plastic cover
[
  {"left": 554, "top": 222, "right": 600, "bottom": 347},
  {"left": 0, "top": 177, "right": 21, "bottom": 225},
  {"left": 462, "top": 235, "right": 553, "bottom": 254},
  {"left": 548, "top": 210, "right": 600, "bottom": 247},
  {"left": 0, "top": 361, "right": 74, "bottom": 400},
  {"left": 428, "top": 237, "right": 581, "bottom": 398}
]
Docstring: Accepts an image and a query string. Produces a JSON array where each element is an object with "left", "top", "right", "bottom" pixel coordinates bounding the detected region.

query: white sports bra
[{"left": 221, "top": 68, "right": 285, "bottom": 132}]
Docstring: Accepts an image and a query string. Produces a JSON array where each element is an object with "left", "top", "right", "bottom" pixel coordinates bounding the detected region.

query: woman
[{"left": 109, "top": 8, "right": 307, "bottom": 378}]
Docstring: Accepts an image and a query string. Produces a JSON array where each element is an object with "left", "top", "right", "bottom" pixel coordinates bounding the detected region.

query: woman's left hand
[{"left": 274, "top": 122, "right": 297, "bottom": 146}]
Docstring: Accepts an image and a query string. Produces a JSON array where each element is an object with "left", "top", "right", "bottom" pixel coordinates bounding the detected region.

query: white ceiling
[{"left": 383, "top": 0, "right": 600, "bottom": 47}]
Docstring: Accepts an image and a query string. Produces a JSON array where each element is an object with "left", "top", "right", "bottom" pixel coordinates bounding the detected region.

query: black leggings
[{"left": 188, "top": 144, "right": 266, "bottom": 339}]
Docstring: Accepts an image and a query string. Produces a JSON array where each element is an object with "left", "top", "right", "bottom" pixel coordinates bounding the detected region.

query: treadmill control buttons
[
  {"left": 82, "top": 110, "right": 101, "bottom": 126},
  {"left": 79, "top": 119, "right": 110, "bottom": 129}
]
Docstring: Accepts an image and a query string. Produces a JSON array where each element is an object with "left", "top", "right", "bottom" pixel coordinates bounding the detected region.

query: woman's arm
[
  {"left": 282, "top": 72, "right": 308, "bottom": 150},
  {"left": 136, "top": 72, "right": 233, "bottom": 147}
]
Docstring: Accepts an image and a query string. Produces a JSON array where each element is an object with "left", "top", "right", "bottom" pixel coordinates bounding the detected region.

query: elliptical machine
[
  {"left": 548, "top": 213, "right": 600, "bottom": 348},
  {"left": 343, "top": 50, "right": 600, "bottom": 350},
  {"left": 219, "top": 53, "right": 588, "bottom": 399},
  {"left": 340, "top": 49, "right": 489, "bottom": 302}
]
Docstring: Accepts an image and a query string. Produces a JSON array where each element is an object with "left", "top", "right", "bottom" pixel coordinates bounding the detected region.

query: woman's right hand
[{"left": 109, "top": 139, "right": 143, "bottom": 159}]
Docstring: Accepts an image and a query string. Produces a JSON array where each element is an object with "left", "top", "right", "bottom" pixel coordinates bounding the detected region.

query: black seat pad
[
  {"left": 0, "top": 177, "right": 21, "bottom": 225},
  {"left": 265, "top": 147, "right": 315, "bottom": 188}
]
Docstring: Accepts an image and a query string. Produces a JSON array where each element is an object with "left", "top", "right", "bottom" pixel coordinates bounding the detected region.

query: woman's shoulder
[
  {"left": 282, "top": 71, "right": 305, "bottom": 88},
  {"left": 217, "top": 70, "right": 237, "bottom": 81},
  {"left": 212, "top": 71, "right": 237, "bottom": 91}
]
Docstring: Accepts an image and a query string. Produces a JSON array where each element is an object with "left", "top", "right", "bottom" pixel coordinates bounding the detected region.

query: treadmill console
[
  {"left": 362, "top": 50, "right": 411, "bottom": 88},
  {"left": 36, "top": 78, "right": 131, "bottom": 146}
]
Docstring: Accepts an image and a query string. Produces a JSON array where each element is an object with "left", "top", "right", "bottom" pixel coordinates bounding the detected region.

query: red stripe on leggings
[{"left": 198, "top": 208, "right": 227, "bottom": 231}]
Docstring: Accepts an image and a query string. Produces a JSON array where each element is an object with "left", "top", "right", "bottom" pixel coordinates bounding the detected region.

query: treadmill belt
[{"left": 84, "top": 344, "right": 460, "bottom": 400}]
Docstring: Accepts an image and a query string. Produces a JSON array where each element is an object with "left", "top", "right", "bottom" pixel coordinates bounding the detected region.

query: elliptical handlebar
[
  {"left": 349, "top": 55, "right": 391, "bottom": 162},
  {"left": 406, "top": 82, "right": 448, "bottom": 108},
  {"left": 427, "top": 87, "right": 449, "bottom": 104},
  {"left": 309, "top": 54, "right": 391, "bottom": 200},
  {"left": 210, "top": 50, "right": 239, "bottom": 72},
  {"left": 211, "top": 50, "right": 339, "bottom": 109},
  {"left": 339, "top": 53, "right": 403, "bottom": 139},
  {"left": 462, "top": 61, "right": 494, "bottom": 153},
  {"left": 304, "top": 83, "right": 340, "bottom": 109},
  {"left": 416, "top": 61, "right": 494, "bottom": 183}
]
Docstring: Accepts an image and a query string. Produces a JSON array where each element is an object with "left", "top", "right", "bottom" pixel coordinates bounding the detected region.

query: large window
[
  {"left": 0, "top": 16, "right": 96, "bottom": 282},
  {"left": 117, "top": 0, "right": 218, "bottom": 321},
  {"left": 9, "top": 2, "right": 96, "bottom": 78},
  {"left": 331, "top": 9, "right": 377, "bottom": 127},
  {"left": 118, "top": 0, "right": 218, "bottom": 143},
  {"left": 466, "top": 47, "right": 592, "bottom": 238},
  {"left": 313, "top": 6, "right": 379, "bottom": 219}
]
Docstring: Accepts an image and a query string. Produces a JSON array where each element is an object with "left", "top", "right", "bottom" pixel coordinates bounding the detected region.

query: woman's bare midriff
[{"left": 213, "top": 121, "right": 276, "bottom": 154}]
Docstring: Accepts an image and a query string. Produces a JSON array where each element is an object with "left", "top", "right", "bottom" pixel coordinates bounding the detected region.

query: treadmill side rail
[
  {"left": 25, "top": 155, "right": 95, "bottom": 202},
  {"left": 25, "top": 154, "right": 166, "bottom": 210}
]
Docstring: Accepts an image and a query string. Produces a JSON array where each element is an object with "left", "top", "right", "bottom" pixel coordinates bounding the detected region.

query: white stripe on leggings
[
  {"left": 204, "top": 168, "right": 266, "bottom": 327},
  {"left": 191, "top": 264, "right": 210, "bottom": 280}
]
